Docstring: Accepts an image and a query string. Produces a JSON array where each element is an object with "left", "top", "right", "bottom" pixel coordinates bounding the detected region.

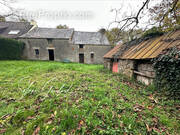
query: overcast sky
[{"left": 2, "top": 0, "right": 161, "bottom": 31}]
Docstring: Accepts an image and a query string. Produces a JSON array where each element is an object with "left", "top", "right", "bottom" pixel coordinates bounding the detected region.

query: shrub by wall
[
  {"left": 153, "top": 47, "right": 180, "bottom": 99},
  {"left": 0, "top": 37, "right": 24, "bottom": 60}
]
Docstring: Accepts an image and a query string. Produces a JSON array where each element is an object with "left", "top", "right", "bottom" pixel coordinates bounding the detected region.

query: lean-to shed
[{"left": 104, "top": 29, "right": 180, "bottom": 85}]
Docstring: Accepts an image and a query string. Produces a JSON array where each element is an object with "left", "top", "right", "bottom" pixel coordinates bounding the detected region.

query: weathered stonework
[
  {"left": 117, "top": 59, "right": 135, "bottom": 78},
  {"left": 20, "top": 38, "right": 111, "bottom": 64},
  {"left": 103, "top": 58, "right": 155, "bottom": 85},
  {"left": 136, "top": 63, "right": 155, "bottom": 85},
  {"left": 104, "top": 59, "right": 112, "bottom": 70}
]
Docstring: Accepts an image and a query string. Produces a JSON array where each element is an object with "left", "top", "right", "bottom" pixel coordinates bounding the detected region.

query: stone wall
[
  {"left": 77, "top": 44, "right": 112, "bottom": 64},
  {"left": 118, "top": 59, "right": 135, "bottom": 78},
  {"left": 103, "top": 58, "right": 155, "bottom": 85},
  {"left": 20, "top": 38, "right": 111, "bottom": 64},
  {"left": 136, "top": 63, "right": 155, "bottom": 85},
  {"left": 104, "top": 58, "right": 112, "bottom": 70}
]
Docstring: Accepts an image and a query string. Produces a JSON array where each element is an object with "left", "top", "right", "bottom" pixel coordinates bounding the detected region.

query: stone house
[
  {"left": 19, "top": 27, "right": 111, "bottom": 64},
  {"left": 104, "top": 29, "right": 180, "bottom": 85}
]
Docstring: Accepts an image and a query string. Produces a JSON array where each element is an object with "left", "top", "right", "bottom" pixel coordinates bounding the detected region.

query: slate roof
[
  {"left": 0, "top": 21, "right": 33, "bottom": 38},
  {"left": 72, "top": 31, "right": 110, "bottom": 45},
  {"left": 104, "top": 29, "right": 180, "bottom": 59},
  {"left": 20, "top": 27, "right": 74, "bottom": 39}
]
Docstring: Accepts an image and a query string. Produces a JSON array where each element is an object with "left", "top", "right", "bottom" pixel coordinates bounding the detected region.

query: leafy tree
[
  {"left": 149, "top": 0, "right": 180, "bottom": 32},
  {"left": 106, "top": 28, "right": 143, "bottom": 45},
  {"left": 56, "top": 24, "right": 69, "bottom": 29},
  {"left": 143, "top": 27, "right": 164, "bottom": 38}
]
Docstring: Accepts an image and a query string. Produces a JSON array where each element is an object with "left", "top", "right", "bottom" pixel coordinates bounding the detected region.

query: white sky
[{"left": 2, "top": 0, "right": 162, "bottom": 31}]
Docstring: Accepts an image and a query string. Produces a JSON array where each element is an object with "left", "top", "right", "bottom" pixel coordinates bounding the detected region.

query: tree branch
[
  {"left": 109, "top": 0, "right": 151, "bottom": 31},
  {"left": 159, "top": 0, "right": 179, "bottom": 26}
]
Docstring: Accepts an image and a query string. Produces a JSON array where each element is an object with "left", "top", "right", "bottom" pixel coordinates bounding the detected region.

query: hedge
[{"left": 0, "top": 37, "right": 24, "bottom": 60}]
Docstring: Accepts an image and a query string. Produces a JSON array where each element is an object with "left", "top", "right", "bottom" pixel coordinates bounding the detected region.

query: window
[
  {"left": 79, "top": 44, "right": 84, "bottom": 48},
  {"left": 91, "top": 53, "right": 94, "bottom": 59},
  {"left": 8, "top": 30, "right": 20, "bottom": 35},
  {"left": 91, "top": 53, "right": 94, "bottom": 62},
  {"left": 35, "top": 49, "right": 39, "bottom": 56},
  {"left": 47, "top": 39, "right": 53, "bottom": 44}
]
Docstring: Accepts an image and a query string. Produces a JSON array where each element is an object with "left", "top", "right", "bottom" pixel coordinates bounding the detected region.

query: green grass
[{"left": 0, "top": 61, "right": 179, "bottom": 135}]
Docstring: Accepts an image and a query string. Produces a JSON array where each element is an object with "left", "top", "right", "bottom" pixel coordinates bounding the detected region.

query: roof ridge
[
  {"left": 0, "top": 21, "right": 30, "bottom": 24},
  {"left": 35, "top": 27, "right": 74, "bottom": 30},
  {"left": 75, "top": 31, "right": 100, "bottom": 33}
]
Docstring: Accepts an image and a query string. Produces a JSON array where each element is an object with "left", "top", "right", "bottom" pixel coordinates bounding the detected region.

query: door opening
[
  {"left": 79, "top": 54, "right": 84, "bottom": 63},
  {"left": 48, "top": 49, "right": 54, "bottom": 61}
]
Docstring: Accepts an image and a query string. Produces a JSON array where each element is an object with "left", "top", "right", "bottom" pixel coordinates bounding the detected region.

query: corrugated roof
[
  {"left": 20, "top": 27, "right": 74, "bottom": 39},
  {"left": 104, "top": 29, "right": 180, "bottom": 59},
  {"left": 72, "top": 31, "right": 110, "bottom": 45},
  {"left": 0, "top": 21, "right": 33, "bottom": 38},
  {"left": 103, "top": 44, "right": 121, "bottom": 58},
  {"left": 121, "top": 30, "right": 180, "bottom": 59}
]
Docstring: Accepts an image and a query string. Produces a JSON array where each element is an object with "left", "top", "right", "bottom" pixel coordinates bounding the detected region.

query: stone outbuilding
[
  {"left": 19, "top": 27, "right": 111, "bottom": 64},
  {"left": 104, "top": 29, "right": 180, "bottom": 85}
]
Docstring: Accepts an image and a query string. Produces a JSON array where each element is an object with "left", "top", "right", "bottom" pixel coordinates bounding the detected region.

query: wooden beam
[{"left": 133, "top": 70, "right": 155, "bottom": 79}]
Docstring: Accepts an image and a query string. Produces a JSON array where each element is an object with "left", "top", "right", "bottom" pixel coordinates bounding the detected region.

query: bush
[
  {"left": 143, "top": 27, "right": 164, "bottom": 38},
  {"left": 0, "top": 37, "right": 24, "bottom": 60},
  {"left": 153, "top": 47, "right": 180, "bottom": 99}
]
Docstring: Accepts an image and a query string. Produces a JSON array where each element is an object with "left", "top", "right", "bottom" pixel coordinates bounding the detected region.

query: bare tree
[
  {"left": 108, "top": 0, "right": 179, "bottom": 44},
  {"left": 0, "top": 0, "right": 20, "bottom": 20},
  {"left": 109, "top": 0, "right": 179, "bottom": 31}
]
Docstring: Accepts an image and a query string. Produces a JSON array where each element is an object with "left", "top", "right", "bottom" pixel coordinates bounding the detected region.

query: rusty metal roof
[
  {"left": 103, "top": 44, "right": 121, "bottom": 58},
  {"left": 121, "top": 30, "right": 180, "bottom": 59},
  {"left": 104, "top": 29, "right": 180, "bottom": 60}
]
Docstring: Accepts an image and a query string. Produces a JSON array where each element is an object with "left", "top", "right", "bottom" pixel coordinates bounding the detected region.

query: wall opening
[
  {"left": 79, "top": 44, "right": 84, "bottom": 48},
  {"left": 79, "top": 53, "right": 84, "bottom": 63},
  {"left": 90, "top": 53, "right": 94, "bottom": 63},
  {"left": 34, "top": 49, "right": 39, "bottom": 58},
  {"left": 48, "top": 49, "right": 54, "bottom": 61},
  {"left": 47, "top": 39, "right": 53, "bottom": 44}
]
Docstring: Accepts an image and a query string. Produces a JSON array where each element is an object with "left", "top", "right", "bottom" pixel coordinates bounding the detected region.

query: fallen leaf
[
  {"left": 133, "top": 104, "right": 144, "bottom": 112},
  {"left": 149, "top": 95, "right": 158, "bottom": 103},
  {"left": 147, "top": 106, "right": 154, "bottom": 110},
  {"left": 152, "top": 117, "right": 158, "bottom": 123},
  {"left": 47, "top": 119, "right": 53, "bottom": 124},
  {"left": 79, "top": 120, "right": 84, "bottom": 125},
  {"left": 26, "top": 116, "right": 35, "bottom": 121},
  {"left": 21, "top": 129, "right": 25, "bottom": 135},
  {"left": 118, "top": 114, "right": 121, "bottom": 118},
  {"left": 32, "top": 126, "right": 40, "bottom": 135},
  {"left": 54, "top": 111, "right": 57, "bottom": 116},
  {"left": 0, "top": 129, "right": 6, "bottom": 134},
  {"left": 153, "top": 127, "right": 161, "bottom": 133},
  {"left": 145, "top": 123, "right": 151, "bottom": 132}
]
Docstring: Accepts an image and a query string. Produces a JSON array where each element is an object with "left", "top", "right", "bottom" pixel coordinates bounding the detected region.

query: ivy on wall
[
  {"left": 0, "top": 37, "right": 24, "bottom": 60},
  {"left": 153, "top": 47, "right": 180, "bottom": 99}
]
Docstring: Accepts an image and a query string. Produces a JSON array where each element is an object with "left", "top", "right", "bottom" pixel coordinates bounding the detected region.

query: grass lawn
[{"left": 0, "top": 61, "right": 179, "bottom": 135}]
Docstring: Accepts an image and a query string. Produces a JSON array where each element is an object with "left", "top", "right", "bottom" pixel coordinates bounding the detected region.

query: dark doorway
[
  {"left": 48, "top": 49, "right": 54, "bottom": 61},
  {"left": 79, "top": 54, "right": 84, "bottom": 63}
]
